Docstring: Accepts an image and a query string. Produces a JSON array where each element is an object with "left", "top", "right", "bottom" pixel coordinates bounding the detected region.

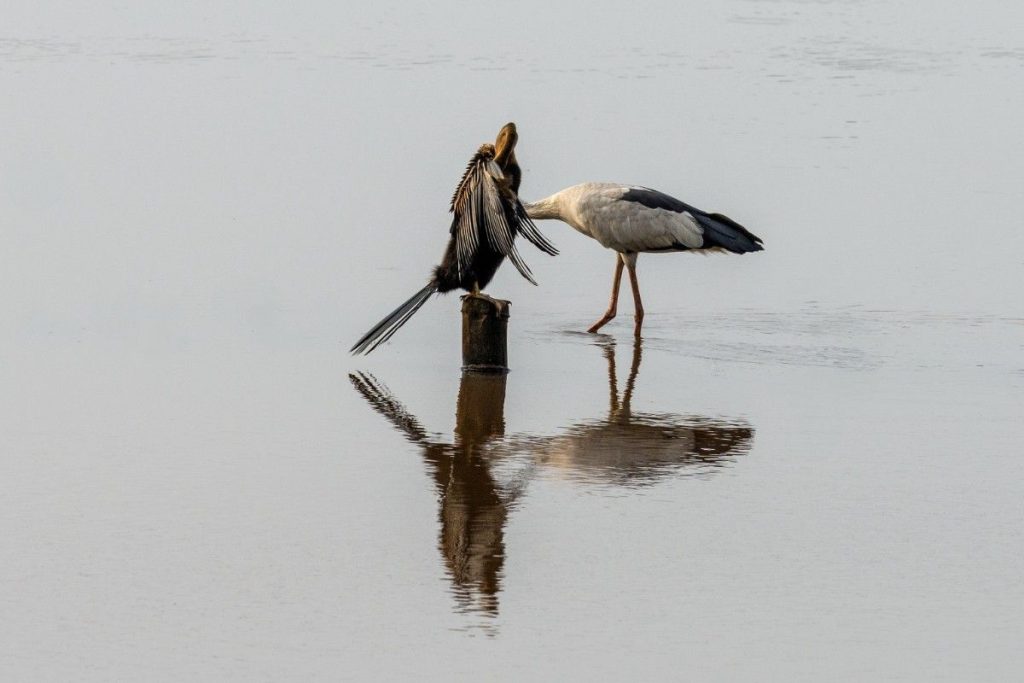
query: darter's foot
[
  {"left": 462, "top": 285, "right": 496, "bottom": 304},
  {"left": 476, "top": 291, "right": 500, "bottom": 305}
]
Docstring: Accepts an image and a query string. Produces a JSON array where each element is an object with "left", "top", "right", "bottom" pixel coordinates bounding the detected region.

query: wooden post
[{"left": 461, "top": 294, "right": 510, "bottom": 373}]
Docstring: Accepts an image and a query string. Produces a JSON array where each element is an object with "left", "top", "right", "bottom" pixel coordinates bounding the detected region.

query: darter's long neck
[{"left": 502, "top": 150, "right": 522, "bottom": 194}]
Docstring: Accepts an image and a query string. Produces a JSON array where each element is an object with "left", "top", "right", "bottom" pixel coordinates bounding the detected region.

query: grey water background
[{"left": 2, "top": 1, "right": 1023, "bottom": 680}]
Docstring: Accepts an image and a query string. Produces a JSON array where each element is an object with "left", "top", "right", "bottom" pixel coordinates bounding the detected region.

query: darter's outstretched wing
[{"left": 448, "top": 145, "right": 555, "bottom": 285}]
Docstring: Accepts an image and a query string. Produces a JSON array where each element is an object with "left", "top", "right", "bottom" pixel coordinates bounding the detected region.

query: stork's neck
[{"left": 522, "top": 194, "right": 565, "bottom": 221}]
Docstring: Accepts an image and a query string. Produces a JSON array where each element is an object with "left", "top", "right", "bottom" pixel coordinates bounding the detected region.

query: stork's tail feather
[
  {"left": 350, "top": 282, "right": 438, "bottom": 355},
  {"left": 697, "top": 212, "right": 764, "bottom": 254}
]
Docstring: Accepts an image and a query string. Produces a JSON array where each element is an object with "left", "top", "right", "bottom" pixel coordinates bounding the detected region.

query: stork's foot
[
  {"left": 633, "top": 310, "right": 644, "bottom": 338},
  {"left": 587, "top": 309, "right": 617, "bottom": 333}
]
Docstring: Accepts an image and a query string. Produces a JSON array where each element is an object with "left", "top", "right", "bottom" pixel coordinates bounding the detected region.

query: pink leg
[
  {"left": 626, "top": 261, "right": 644, "bottom": 338},
  {"left": 588, "top": 256, "right": 625, "bottom": 333}
]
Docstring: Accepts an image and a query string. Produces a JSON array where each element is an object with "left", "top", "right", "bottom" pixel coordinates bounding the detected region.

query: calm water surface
[{"left": 2, "top": 1, "right": 1023, "bottom": 680}]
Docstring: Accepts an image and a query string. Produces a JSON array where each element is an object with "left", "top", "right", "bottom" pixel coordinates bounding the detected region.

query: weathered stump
[{"left": 461, "top": 294, "right": 510, "bottom": 373}]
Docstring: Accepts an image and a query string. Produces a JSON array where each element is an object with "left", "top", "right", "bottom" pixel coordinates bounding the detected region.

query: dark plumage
[
  {"left": 350, "top": 123, "right": 558, "bottom": 355},
  {"left": 619, "top": 187, "right": 763, "bottom": 254}
]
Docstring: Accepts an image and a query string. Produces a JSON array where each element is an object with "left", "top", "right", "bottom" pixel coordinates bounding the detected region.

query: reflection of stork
[
  {"left": 523, "top": 183, "right": 763, "bottom": 336},
  {"left": 348, "top": 339, "right": 755, "bottom": 616},
  {"left": 351, "top": 122, "right": 557, "bottom": 354},
  {"left": 521, "top": 338, "right": 755, "bottom": 486}
]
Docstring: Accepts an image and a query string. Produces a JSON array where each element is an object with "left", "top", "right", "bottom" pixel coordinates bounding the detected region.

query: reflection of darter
[
  {"left": 349, "top": 339, "right": 754, "bottom": 616},
  {"left": 350, "top": 370, "right": 511, "bottom": 615}
]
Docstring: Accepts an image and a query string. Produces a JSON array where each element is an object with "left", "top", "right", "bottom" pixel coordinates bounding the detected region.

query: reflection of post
[
  {"left": 455, "top": 371, "right": 507, "bottom": 443},
  {"left": 461, "top": 295, "right": 510, "bottom": 373}
]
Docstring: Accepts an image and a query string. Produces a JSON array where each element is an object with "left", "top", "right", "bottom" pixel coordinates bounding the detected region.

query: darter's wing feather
[
  {"left": 514, "top": 200, "right": 559, "bottom": 255},
  {"left": 449, "top": 152, "right": 490, "bottom": 279},
  {"left": 481, "top": 161, "right": 537, "bottom": 285},
  {"left": 449, "top": 146, "right": 551, "bottom": 287}
]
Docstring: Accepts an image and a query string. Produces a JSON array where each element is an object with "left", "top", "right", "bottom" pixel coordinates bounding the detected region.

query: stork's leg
[
  {"left": 626, "top": 259, "right": 644, "bottom": 338},
  {"left": 588, "top": 256, "right": 625, "bottom": 333}
]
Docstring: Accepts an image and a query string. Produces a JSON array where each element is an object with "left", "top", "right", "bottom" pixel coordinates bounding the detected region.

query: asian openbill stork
[
  {"left": 350, "top": 123, "right": 558, "bottom": 354},
  {"left": 522, "top": 183, "right": 763, "bottom": 337}
]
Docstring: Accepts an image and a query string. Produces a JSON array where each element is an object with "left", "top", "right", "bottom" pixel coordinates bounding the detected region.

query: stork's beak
[{"left": 494, "top": 122, "right": 518, "bottom": 164}]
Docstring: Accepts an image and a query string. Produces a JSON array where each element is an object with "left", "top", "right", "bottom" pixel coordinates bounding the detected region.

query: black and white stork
[
  {"left": 522, "top": 183, "right": 763, "bottom": 337},
  {"left": 350, "top": 123, "right": 558, "bottom": 355}
]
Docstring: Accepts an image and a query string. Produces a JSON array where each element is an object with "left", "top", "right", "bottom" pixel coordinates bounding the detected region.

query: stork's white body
[
  {"left": 524, "top": 182, "right": 763, "bottom": 336},
  {"left": 525, "top": 182, "right": 706, "bottom": 256}
]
